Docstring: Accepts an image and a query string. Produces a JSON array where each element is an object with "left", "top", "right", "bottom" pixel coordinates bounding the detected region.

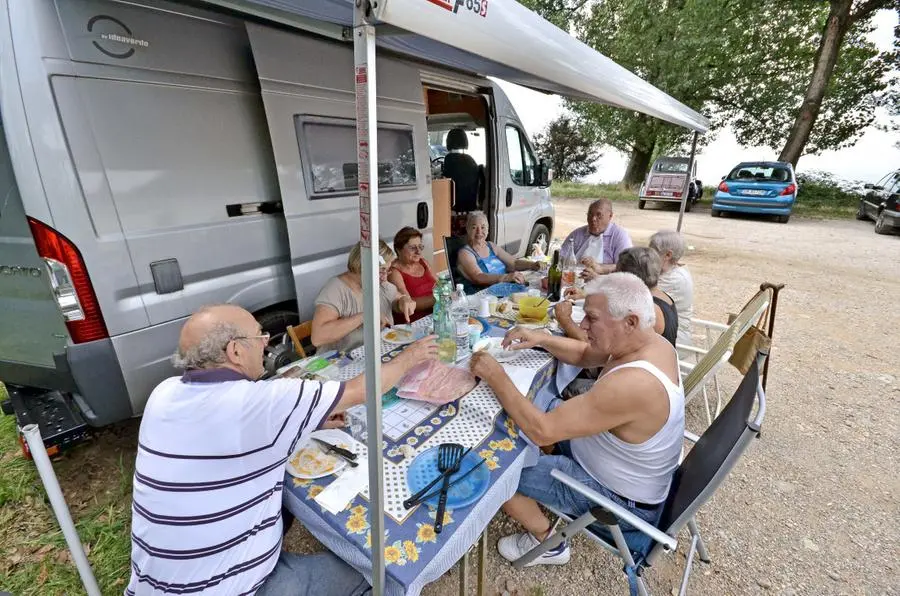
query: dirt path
[
  {"left": 405, "top": 199, "right": 900, "bottom": 595},
  {"left": 4, "top": 198, "right": 897, "bottom": 595}
]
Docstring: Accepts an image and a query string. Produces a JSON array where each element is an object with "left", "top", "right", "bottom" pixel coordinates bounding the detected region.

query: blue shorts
[{"left": 517, "top": 439, "right": 663, "bottom": 553}]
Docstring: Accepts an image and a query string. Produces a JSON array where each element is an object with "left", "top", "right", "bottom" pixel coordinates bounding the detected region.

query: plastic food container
[{"left": 519, "top": 296, "right": 550, "bottom": 320}]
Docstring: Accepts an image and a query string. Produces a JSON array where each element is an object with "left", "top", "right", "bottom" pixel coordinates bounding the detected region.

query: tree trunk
[
  {"left": 778, "top": 0, "right": 852, "bottom": 167},
  {"left": 621, "top": 138, "right": 656, "bottom": 188}
]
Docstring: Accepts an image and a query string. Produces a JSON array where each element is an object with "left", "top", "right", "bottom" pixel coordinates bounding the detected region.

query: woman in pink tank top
[{"left": 388, "top": 227, "right": 437, "bottom": 322}]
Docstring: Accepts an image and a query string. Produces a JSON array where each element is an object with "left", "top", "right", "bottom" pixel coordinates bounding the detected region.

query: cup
[
  {"left": 478, "top": 296, "right": 492, "bottom": 317},
  {"left": 468, "top": 323, "right": 483, "bottom": 348},
  {"left": 527, "top": 288, "right": 541, "bottom": 298}
]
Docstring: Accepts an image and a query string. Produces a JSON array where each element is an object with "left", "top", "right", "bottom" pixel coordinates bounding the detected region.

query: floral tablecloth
[{"left": 282, "top": 314, "right": 562, "bottom": 595}]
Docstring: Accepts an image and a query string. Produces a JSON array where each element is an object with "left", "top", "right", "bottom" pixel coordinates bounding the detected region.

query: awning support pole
[
  {"left": 676, "top": 131, "right": 699, "bottom": 233},
  {"left": 354, "top": 2, "right": 386, "bottom": 594}
]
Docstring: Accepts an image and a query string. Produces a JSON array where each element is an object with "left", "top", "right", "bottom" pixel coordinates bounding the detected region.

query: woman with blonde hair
[
  {"left": 457, "top": 211, "right": 540, "bottom": 293},
  {"left": 311, "top": 240, "right": 416, "bottom": 354}
]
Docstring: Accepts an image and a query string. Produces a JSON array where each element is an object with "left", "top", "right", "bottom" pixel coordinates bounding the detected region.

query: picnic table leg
[
  {"left": 477, "top": 530, "right": 488, "bottom": 596},
  {"left": 459, "top": 549, "right": 469, "bottom": 596}
]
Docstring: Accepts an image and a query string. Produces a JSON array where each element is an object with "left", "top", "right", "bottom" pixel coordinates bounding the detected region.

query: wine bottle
[{"left": 547, "top": 249, "right": 562, "bottom": 302}]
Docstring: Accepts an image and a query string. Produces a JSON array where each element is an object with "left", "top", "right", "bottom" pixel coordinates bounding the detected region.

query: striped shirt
[{"left": 126, "top": 368, "right": 342, "bottom": 595}]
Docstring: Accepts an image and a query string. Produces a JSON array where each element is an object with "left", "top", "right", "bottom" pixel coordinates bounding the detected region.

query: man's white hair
[{"left": 584, "top": 272, "right": 656, "bottom": 329}]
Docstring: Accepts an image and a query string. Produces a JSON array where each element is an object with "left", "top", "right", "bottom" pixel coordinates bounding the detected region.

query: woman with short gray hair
[
  {"left": 456, "top": 210, "right": 541, "bottom": 293},
  {"left": 649, "top": 230, "right": 693, "bottom": 350},
  {"left": 616, "top": 247, "right": 678, "bottom": 346}
]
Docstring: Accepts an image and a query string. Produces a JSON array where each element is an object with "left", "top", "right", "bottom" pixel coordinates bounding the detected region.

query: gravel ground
[{"left": 287, "top": 199, "right": 900, "bottom": 596}]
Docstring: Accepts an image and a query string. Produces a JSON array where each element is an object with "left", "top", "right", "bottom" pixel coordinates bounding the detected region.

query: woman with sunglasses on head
[
  {"left": 388, "top": 227, "right": 437, "bottom": 322},
  {"left": 311, "top": 240, "right": 416, "bottom": 354}
]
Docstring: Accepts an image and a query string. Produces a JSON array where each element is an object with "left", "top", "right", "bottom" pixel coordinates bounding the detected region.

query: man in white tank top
[{"left": 470, "top": 273, "right": 685, "bottom": 567}]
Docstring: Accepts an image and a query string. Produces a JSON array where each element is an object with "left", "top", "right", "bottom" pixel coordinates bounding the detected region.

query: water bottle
[
  {"left": 434, "top": 274, "right": 457, "bottom": 363},
  {"left": 451, "top": 284, "right": 470, "bottom": 358}
]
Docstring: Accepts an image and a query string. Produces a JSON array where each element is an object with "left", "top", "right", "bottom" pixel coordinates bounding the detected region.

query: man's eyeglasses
[{"left": 226, "top": 333, "right": 271, "bottom": 350}]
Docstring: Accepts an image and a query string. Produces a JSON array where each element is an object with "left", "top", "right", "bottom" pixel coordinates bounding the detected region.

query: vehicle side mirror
[
  {"left": 535, "top": 159, "right": 552, "bottom": 187},
  {"left": 721, "top": 175, "right": 726, "bottom": 181},
  {"left": 864, "top": 183, "right": 874, "bottom": 189}
]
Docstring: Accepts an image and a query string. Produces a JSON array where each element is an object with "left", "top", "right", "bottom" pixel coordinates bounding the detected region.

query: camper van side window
[
  {"left": 296, "top": 118, "right": 417, "bottom": 197},
  {"left": 505, "top": 125, "right": 537, "bottom": 186}
]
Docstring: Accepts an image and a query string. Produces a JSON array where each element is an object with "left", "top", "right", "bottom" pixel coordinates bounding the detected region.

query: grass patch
[
  {"left": 0, "top": 384, "right": 135, "bottom": 595},
  {"left": 551, "top": 178, "right": 859, "bottom": 220}
]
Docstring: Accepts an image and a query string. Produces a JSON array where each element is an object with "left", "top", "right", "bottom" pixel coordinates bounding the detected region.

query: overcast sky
[{"left": 496, "top": 9, "right": 899, "bottom": 185}]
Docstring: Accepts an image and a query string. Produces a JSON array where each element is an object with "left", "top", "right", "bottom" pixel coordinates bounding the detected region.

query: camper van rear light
[
  {"left": 673, "top": 191, "right": 682, "bottom": 197},
  {"left": 780, "top": 183, "right": 796, "bottom": 196},
  {"left": 717, "top": 181, "right": 729, "bottom": 193},
  {"left": 43, "top": 258, "right": 85, "bottom": 322},
  {"left": 27, "top": 218, "right": 109, "bottom": 343}
]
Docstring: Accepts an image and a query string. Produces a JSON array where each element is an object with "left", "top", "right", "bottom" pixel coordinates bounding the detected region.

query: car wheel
[
  {"left": 777, "top": 214, "right": 790, "bottom": 224},
  {"left": 711, "top": 208, "right": 721, "bottom": 218},
  {"left": 257, "top": 309, "right": 300, "bottom": 346},
  {"left": 526, "top": 223, "right": 551, "bottom": 256},
  {"left": 684, "top": 198, "right": 693, "bottom": 213},
  {"left": 855, "top": 203, "right": 868, "bottom": 221},
  {"left": 638, "top": 200, "right": 646, "bottom": 210},
  {"left": 874, "top": 213, "right": 891, "bottom": 235}
]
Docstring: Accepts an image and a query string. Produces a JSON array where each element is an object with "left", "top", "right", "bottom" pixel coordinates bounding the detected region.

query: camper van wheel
[
  {"left": 638, "top": 200, "right": 646, "bottom": 210},
  {"left": 526, "top": 223, "right": 551, "bottom": 257},
  {"left": 257, "top": 309, "right": 300, "bottom": 346},
  {"left": 684, "top": 198, "right": 693, "bottom": 213}
]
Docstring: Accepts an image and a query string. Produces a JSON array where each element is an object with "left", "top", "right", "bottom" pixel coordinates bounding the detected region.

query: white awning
[{"left": 201, "top": 0, "right": 710, "bottom": 132}]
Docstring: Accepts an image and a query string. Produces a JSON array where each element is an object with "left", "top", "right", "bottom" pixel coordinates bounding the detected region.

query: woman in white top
[
  {"left": 311, "top": 240, "right": 416, "bottom": 354},
  {"left": 650, "top": 230, "right": 694, "bottom": 351}
]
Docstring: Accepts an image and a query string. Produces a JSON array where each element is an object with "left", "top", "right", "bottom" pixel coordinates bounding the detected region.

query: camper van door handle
[
  {"left": 505, "top": 188, "right": 513, "bottom": 207},
  {"left": 417, "top": 202, "right": 428, "bottom": 229}
]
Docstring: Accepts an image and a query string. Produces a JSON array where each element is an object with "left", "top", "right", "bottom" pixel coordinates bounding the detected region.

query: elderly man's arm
[
  {"left": 553, "top": 301, "right": 588, "bottom": 342},
  {"left": 336, "top": 336, "right": 438, "bottom": 411},
  {"left": 501, "top": 327, "right": 606, "bottom": 369},
  {"left": 473, "top": 354, "right": 639, "bottom": 446}
]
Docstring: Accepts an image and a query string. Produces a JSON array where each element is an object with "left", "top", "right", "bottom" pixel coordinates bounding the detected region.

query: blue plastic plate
[
  {"left": 467, "top": 316, "right": 490, "bottom": 337},
  {"left": 406, "top": 446, "right": 490, "bottom": 509},
  {"left": 485, "top": 283, "right": 527, "bottom": 298}
]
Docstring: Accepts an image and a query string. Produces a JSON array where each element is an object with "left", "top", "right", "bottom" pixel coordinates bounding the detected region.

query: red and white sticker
[{"left": 426, "top": 0, "right": 488, "bottom": 17}]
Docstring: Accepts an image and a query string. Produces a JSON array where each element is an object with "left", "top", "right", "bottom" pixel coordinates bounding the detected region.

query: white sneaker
[{"left": 497, "top": 530, "right": 571, "bottom": 567}]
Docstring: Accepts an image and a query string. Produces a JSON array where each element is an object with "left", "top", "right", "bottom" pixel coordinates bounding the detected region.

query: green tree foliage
[
  {"left": 533, "top": 115, "right": 602, "bottom": 181},
  {"left": 521, "top": 0, "right": 895, "bottom": 184}
]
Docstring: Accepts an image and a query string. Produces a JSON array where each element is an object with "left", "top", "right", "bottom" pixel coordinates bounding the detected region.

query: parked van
[
  {"left": 0, "top": 0, "right": 554, "bottom": 444},
  {"left": 638, "top": 156, "right": 702, "bottom": 211}
]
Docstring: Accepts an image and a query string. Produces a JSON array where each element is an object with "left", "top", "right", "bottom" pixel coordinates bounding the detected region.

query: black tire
[
  {"left": 684, "top": 198, "right": 693, "bottom": 213},
  {"left": 256, "top": 309, "right": 300, "bottom": 346},
  {"left": 856, "top": 202, "right": 868, "bottom": 221},
  {"left": 526, "top": 223, "right": 551, "bottom": 256},
  {"left": 874, "top": 213, "right": 891, "bottom": 235},
  {"left": 711, "top": 208, "right": 721, "bottom": 218},
  {"left": 638, "top": 199, "right": 646, "bottom": 210},
  {"left": 777, "top": 214, "right": 790, "bottom": 224}
]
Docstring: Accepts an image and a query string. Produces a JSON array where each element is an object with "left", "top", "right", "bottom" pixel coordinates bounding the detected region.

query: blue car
[{"left": 712, "top": 161, "right": 798, "bottom": 223}]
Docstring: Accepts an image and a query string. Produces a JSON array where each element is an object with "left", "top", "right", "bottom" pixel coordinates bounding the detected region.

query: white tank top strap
[{"left": 603, "top": 359, "right": 682, "bottom": 392}]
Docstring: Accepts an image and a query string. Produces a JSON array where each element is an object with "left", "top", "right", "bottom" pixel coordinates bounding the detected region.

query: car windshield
[
  {"left": 727, "top": 165, "right": 790, "bottom": 183},
  {"left": 655, "top": 161, "right": 689, "bottom": 174}
]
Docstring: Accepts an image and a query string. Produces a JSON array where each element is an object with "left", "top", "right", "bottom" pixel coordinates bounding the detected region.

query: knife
[{"left": 313, "top": 438, "right": 358, "bottom": 467}]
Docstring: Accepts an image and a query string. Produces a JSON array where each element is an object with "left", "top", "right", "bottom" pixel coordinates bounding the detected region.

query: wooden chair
[{"left": 286, "top": 321, "right": 314, "bottom": 358}]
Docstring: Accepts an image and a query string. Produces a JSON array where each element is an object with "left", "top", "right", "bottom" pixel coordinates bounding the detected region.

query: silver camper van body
[{"left": 0, "top": 0, "right": 554, "bottom": 430}]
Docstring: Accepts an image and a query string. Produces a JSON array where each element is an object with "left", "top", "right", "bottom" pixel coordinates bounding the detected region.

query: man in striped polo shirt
[{"left": 126, "top": 304, "right": 437, "bottom": 595}]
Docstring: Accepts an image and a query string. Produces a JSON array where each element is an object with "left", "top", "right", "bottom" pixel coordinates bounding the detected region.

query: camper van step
[{"left": 7, "top": 387, "right": 90, "bottom": 458}]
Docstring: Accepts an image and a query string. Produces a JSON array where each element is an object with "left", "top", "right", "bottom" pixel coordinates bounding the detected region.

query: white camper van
[{"left": 0, "top": 0, "right": 556, "bottom": 446}]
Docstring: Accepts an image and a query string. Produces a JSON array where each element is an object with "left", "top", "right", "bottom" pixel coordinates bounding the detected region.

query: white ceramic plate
[
  {"left": 472, "top": 337, "right": 519, "bottom": 362},
  {"left": 286, "top": 429, "right": 354, "bottom": 479},
  {"left": 382, "top": 326, "right": 419, "bottom": 345}
]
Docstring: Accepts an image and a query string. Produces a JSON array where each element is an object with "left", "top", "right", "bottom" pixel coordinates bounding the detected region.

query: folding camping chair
[
  {"left": 677, "top": 287, "right": 772, "bottom": 425},
  {"left": 443, "top": 235, "right": 468, "bottom": 288},
  {"left": 514, "top": 350, "right": 769, "bottom": 596}
]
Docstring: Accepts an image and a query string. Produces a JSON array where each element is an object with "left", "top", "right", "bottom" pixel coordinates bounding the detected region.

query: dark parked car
[{"left": 857, "top": 169, "right": 900, "bottom": 235}]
